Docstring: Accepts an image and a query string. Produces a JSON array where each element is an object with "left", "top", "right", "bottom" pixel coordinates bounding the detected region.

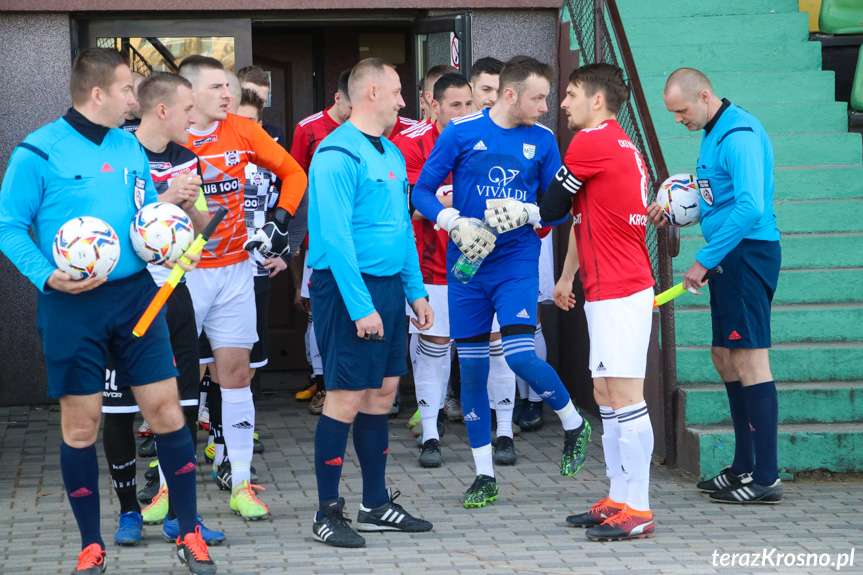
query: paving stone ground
[{"left": 1, "top": 372, "right": 860, "bottom": 574}]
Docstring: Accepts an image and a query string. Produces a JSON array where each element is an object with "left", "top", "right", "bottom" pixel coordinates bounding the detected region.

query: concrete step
[
  {"left": 675, "top": 306, "right": 863, "bottom": 346},
  {"left": 676, "top": 201, "right": 863, "bottom": 237},
  {"left": 679, "top": 421, "right": 863, "bottom": 479},
  {"left": 661, "top": 132, "right": 863, "bottom": 170},
  {"left": 625, "top": 13, "right": 809, "bottom": 46},
  {"left": 650, "top": 102, "right": 850, "bottom": 138},
  {"left": 676, "top": 345, "right": 863, "bottom": 383},
  {"left": 642, "top": 71, "right": 836, "bottom": 106},
  {"left": 679, "top": 381, "right": 863, "bottom": 426},
  {"left": 675, "top": 234, "right": 863, "bottom": 269},
  {"left": 617, "top": 0, "right": 799, "bottom": 19},
  {"left": 673, "top": 269, "right": 863, "bottom": 307},
  {"left": 635, "top": 42, "right": 822, "bottom": 75}
]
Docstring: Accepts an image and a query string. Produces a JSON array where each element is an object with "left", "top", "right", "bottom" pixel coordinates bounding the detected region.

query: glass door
[
  {"left": 76, "top": 18, "right": 253, "bottom": 73},
  {"left": 413, "top": 13, "right": 472, "bottom": 109}
]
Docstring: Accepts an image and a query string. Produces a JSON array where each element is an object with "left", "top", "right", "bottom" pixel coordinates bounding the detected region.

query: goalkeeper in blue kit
[{"left": 412, "top": 56, "right": 591, "bottom": 507}]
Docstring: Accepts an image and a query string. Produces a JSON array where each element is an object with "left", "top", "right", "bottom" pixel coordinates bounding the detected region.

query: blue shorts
[
  {"left": 309, "top": 270, "right": 408, "bottom": 391},
  {"left": 449, "top": 275, "right": 538, "bottom": 340},
  {"left": 37, "top": 269, "right": 178, "bottom": 398},
  {"left": 710, "top": 239, "right": 781, "bottom": 349}
]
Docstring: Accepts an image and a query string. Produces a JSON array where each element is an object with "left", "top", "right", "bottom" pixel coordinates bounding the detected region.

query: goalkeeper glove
[
  {"left": 244, "top": 207, "right": 292, "bottom": 259},
  {"left": 436, "top": 207, "right": 496, "bottom": 262},
  {"left": 484, "top": 198, "right": 541, "bottom": 233}
]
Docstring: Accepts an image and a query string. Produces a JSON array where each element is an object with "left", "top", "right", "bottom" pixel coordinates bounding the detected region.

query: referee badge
[
  {"left": 134, "top": 176, "right": 146, "bottom": 209},
  {"left": 522, "top": 143, "right": 536, "bottom": 160},
  {"left": 697, "top": 178, "right": 714, "bottom": 206}
]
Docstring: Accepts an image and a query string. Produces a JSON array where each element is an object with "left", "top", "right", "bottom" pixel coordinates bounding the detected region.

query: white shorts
[
  {"left": 301, "top": 250, "right": 312, "bottom": 299},
  {"left": 185, "top": 261, "right": 258, "bottom": 351},
  {"left": 538, "top": 233, "right": 554, "bottom": 304},
  {"left": 583, "top": 286, "right": 653, "bottom": 379},
  {"left": 408, "top": 283, "right": 450, "bottom": 337}
]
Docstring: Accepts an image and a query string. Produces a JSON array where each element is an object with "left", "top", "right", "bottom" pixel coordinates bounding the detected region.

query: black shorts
[
  {"left": 309, "top": 270, "right": 408, "bottom": 391},
  {"left": 710, "top": 239, "right": 781, "bottom": 349},
  {"left": 102, "top": 281, "right": 200, "bottom": 413},
  {"left": 251, "top": 274, "right": 271, "bottom": 368}
]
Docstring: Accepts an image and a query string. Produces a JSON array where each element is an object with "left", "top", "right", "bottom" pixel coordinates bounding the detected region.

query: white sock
[
  {"left": 554, "top": 400, "right": 584, "bottom": 431},
  {"left": 409, "top": 333, "right": 420, "bottom": 372},
  {"left": 158, "top": 464, "right": 166, "bottom": 489},
  {"left": 304, "top": 313, "right": 312, "bottom": 366},
  {"left": 440, "top": 341, "right": 452, "bottom": 409},
  {"left": 488, "top": 342, "right": 515, "bottom": 438},
  {"left": 222, "top": 386, "right": 255, "bottom": 485},
  {"left": 214, "top": 444, "right": 226, "bottom": 467},
  {"left": 308, "top": 317, "right": 323, "bottom": 376},
  {"left": 198, "top": 391, "right": 208, "bottom": 413},
  {"left": 472, "top": 443, "right": 494, "bottom": 478},
  {"left": 415, "top": 339, "right": 450, "bottom": 442},
  {"left": 527, "top": 324, "right": 545, "bottom": 402},
  {"left": 599, "top": 406, "right": 626, "bottom": 504},
  {"left": 616, "top": 401, "right": 653, "bottom": 512},
  {"left": 230, "top": 460, "right": 251, "bottom": 489}
]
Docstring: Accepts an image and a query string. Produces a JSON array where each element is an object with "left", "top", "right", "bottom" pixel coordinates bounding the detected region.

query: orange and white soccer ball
[{"left": 52, "top": 216, "right": 121, "bottom": 280}]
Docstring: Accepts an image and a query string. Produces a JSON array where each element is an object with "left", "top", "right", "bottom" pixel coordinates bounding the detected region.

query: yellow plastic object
[
  {"left": 800, "top": 0, "right": 823, "bottom": 32},
  {"left": 852, "top": 45, "right": 863, "bottom": 111},
  {"left": 819, "top": 0, "right": 863, "bottom": 35}
]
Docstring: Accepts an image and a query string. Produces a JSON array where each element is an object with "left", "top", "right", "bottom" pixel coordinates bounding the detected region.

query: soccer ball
[
  {"left": 52, "top": 216, "right": 121, "bottom": 280},
  {"left": 656, "top": 173, "right": 701, "bottom": 227},
  {"left": 130, "top": 202, "right": 194, "bottom": 265}
]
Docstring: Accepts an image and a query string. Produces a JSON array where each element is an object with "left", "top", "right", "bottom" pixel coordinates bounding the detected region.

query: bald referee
[
  {"left": 649, "top": 68, "right": 782, "bottom": 504},
  {"left": 307, "top": 57, "right": 435, "bottom": 548}
]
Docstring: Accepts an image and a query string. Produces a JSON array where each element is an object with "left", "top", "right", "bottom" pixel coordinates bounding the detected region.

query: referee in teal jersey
[
  {"left": 650, "top": 68, "right": 782, "bottom": 505},
  {"left": 306, "top": 58, "right": 435, "bottom": 548}
]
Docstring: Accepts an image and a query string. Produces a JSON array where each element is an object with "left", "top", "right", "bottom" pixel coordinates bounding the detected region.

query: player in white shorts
[
  {"left": 542, "top": 63, "right": 656, "bottom": 541},
  {"left": 179, "top": 55, "right": 306, "bottom": 520},
  {"left": 394, "top": 72, "right": 473, "bottom": 467}
]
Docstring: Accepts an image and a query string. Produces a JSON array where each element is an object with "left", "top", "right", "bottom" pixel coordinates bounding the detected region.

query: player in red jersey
[
  {"left": 395, "top": 73, "right": 473, "bottom": 467},
  {"left": 288, "top": 69, "right": 353, "bottom": 413},
  {"left": 540, "top": 63, "right": 656, "bottom": 542},
  {"left": 178, "top": 55, "right": 307, "bottom": 520}
]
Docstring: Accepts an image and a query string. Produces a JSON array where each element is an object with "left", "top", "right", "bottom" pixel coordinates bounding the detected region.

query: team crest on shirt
[
  {"left": 522, "top": 143, "right": 536, "bottom": 160},
  {"left": 224, "top": 150, "right": 241, "bottom": 166},
  {"left": 251, "top": 172, "right": 264, "bottom": 186},
  {"left": 134, "top": 176, "right": 146, "bottom": 209},
  {"left": 697, "top": 178, "right": 714, "bottom": 205}
]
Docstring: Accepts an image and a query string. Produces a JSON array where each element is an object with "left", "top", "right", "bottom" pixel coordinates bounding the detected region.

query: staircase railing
[{"left": 561, "top": 0, "right": 680, "bottom": 464}]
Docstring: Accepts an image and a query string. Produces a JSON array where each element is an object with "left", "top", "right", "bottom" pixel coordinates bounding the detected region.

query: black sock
[
  {"left": 102, "top": 412, "right": 141, "bottom": 515},
  {"left": 209, "top": 381, "right": 225, "bottom": 463}
]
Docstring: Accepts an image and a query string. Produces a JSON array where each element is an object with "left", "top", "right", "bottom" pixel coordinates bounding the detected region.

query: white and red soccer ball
[
  {"left": 130, "top": 202, "right": 194, "bottom": 265},
  {"left": 656, "top": 173, "right": 701, "bottom": 227},
  {"left": 52, "top": 216, "right": 121, "bottom": 280}
]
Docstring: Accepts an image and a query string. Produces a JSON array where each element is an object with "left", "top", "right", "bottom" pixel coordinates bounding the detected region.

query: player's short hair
[
  {"left": 337, "top": 69, "right": 351, "bottom": 99},
  {"left": 433, "top": 73, "right": 470, "bottom": 102},
  {"left": 70, "top": 48, "right": 127, "bottom": 106},
  {"left": 348, "top": 58, "right": 396, "bottom": 101},
  {"left": 225, "top": 70, "right": 242, "bottom": 104},
  {"left": 470, "top": 57, "right": 504, "bottom": 82},
  {"left": 665, "top": 67, "right": 714, "bottom": 102},
  {"left": 499, "top": 56, "right": 554, "bottom": 97},
  {"left": 423, "top": 64, "right": 460, "bottom": 94},
  {"left": 178, "top": 55, "right": 224, "bottom": 85},
  {"left": 568, "top": 63, "right": 630, "bottom": 114},
  {"left": 239, "top": 87, "right": 265, "bottom": 121},
  {"left": 136, "top": 72, "right": 193, "bottom": 115},
  {"left": 237, "top": 65, "right": 270, "bottom": 89}
]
